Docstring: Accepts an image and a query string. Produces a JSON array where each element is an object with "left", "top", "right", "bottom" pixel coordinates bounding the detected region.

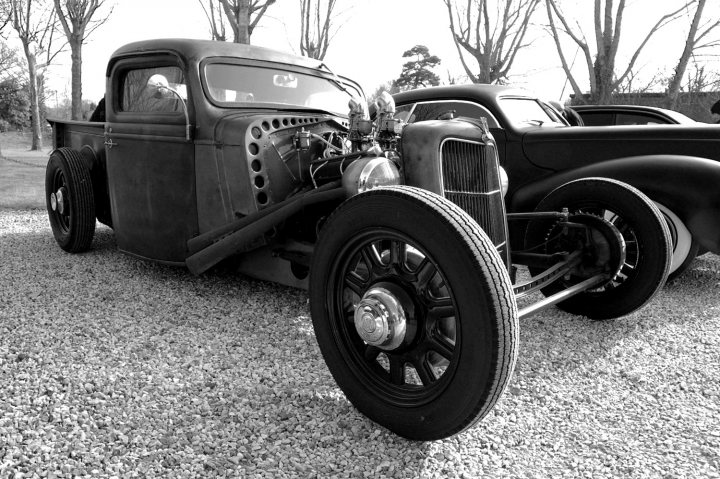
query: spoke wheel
[
  {"left": 45, "top": 148, "right": 96, "bottom": 253},
  {"left": 310, "top": 186, "right": 517, "bottom": 440},
  {"left": 334, "top": 232, "right": 462, "bottom": 404},
  {"left": 525, "top": 178, "right": 671, "bottom": 320}
]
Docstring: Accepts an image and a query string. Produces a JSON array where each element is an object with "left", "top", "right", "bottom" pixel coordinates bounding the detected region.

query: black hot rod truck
[{"left": 46, "top": 39, "right": 671, "bottom": 441}]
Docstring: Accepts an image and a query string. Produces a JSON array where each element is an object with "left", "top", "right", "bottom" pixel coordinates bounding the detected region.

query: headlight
[
  {"left": 342, "top": 157, "right": 402, "bottom": 196},
  {"left": 499, "top": 166, "right": 509, "bottom": 197}
]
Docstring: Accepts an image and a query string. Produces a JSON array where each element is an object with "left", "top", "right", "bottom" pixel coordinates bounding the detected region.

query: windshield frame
[
  {"left": 498, "top": 96, "right": 567, "bottom": 129},
  {"left": 199, "top": 57, "right": 364, "bottom": 117}
]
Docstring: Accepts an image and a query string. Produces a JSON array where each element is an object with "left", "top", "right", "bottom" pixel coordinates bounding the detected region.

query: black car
[
  {"left": 393, "top": 84, "right": 720, "bottom": 280},
  {"left": 571, "top": 104, "right": 696, "bottom": 126}
]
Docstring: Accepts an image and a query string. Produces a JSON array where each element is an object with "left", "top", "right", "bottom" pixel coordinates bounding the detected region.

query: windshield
[
  {"left": 203, "top": 62, "right": 361, "bottom": 116},
  {"left": 499, "top": 97, "right": 565, "bottom": 127}
]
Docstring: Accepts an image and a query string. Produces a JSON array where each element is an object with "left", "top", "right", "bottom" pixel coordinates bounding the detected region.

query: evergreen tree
[
  {"left": 394, "top": 45, "right": 441, "bottom": 91},
  {"left": 0, "top": 78, "right": 31, "bottom": 130}
]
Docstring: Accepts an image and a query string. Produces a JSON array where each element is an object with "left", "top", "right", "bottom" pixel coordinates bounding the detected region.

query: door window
[
  {"left": 120, "top": 66, "right": 186, "bottom": 113},
  {"left": 616, "top": 113, "right": 662, "bottom": 125},
  {"left": 578, "top": 111, "right": 614, "bottom": 126}
]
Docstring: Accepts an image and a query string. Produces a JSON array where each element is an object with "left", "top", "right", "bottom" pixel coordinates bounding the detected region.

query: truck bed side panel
[{"left": 48, "top": 119, "right": 112, "bottom": 226}]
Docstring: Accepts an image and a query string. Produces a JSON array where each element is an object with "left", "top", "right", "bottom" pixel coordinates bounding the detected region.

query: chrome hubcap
[
  {"left": 51, "top": 188, "right": 66, "bottom": 214},
  {"left": 354, "top": 287, "right": 407, "bottom": 350}
]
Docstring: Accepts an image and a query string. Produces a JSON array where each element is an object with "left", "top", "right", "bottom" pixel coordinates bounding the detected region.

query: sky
[{"left": 37, "top": 0, "right": 720, "bottom": 106}]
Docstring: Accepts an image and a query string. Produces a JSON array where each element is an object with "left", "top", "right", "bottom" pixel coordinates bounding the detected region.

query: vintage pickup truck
[
  {"left": 46, "top": 39, "right": 670, "bottom": 441},
  {"left": 392, "top": 85, "right": 720, "bottom": 280}
]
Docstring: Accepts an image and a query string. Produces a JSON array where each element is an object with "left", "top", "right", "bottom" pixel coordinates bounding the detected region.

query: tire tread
[
  {"left": 46, "top": 147, "right": 96, "bottom": 253},
  {"left": 313, "top": 185, "right": 518, "bottom": 439}
]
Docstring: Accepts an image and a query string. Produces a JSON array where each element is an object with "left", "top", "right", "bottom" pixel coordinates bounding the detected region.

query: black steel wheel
[
  {"left": 45, "top": 148, "right": 96, "bottom": 253},
  {"left": 310, "top": 186, "right": 517, "bottom": 441},
  {"left": 526, "top": 178, "right": 671, "bottom": 320}
]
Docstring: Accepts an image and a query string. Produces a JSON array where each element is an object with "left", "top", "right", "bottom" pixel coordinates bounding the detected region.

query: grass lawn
[{"left": 0, "top": 131, "right": 50, "bottom": 210}]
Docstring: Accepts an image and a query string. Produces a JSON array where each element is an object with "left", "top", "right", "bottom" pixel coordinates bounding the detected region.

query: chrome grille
[{"left": 441, "top": 139, "right": 508, "bottom": 262}]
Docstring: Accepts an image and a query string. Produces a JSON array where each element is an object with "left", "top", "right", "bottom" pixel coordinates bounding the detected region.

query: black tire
[
  {"left": 525, "top": 178, "right": 671, "bottom": 320},
  {"left": 45, "top": 148, "right": 96, "bottom": 253},
  {"left": 309, "top": 186, "right": 518, "bottom": 441}
]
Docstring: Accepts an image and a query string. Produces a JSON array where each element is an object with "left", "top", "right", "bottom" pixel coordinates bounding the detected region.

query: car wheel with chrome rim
[{"left": 309, "top": 186, "right": 517, "bottom": 441}]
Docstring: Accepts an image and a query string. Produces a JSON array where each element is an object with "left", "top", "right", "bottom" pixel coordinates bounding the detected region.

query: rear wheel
[
  {"left": 45, "top": 148, "right": 96, "bottom": 253},
  {"left": 310, "top": 186, "right": 517, "bottom": 440},
  {"left": 526, "top": 178, "right": 671, "bottom": 320}
]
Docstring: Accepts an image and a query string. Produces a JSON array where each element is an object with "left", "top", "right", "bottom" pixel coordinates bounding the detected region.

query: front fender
[{"left": 508, "top": 155, "right": 720, "bottom": 252}]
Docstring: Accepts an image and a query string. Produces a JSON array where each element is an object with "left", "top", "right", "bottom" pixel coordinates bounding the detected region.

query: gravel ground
[{"left": 0, "top": 209, "right": 718, "bottom": 478}]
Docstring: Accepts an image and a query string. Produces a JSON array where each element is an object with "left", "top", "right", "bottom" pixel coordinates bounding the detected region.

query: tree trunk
[
  {"left": 665, "top": 0, "right": 705, "bottom": 110},
  {"left": 22, "top": 43, "right": 43, "bottom": 151},
  {"left": 593, "top": 54, "right": 615, "bottom": 104},
  {"left": 236, "top": 2, "right": 250, "bottom": 43},
  {"left": 70, "top": 39, "right": 83, "bottom": 120}
]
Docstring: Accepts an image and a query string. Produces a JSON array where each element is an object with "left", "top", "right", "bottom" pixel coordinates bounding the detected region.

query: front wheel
[
  {"left": 526, "top": 178, "right": 671, "bottom": 320},
  {"left": 310, "top": 186, "right": 518, "bottom": 441}
]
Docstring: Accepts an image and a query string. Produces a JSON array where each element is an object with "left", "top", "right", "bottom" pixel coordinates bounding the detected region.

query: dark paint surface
[{"left": 394, "top": 84, "right": 720, "bottom": 252}]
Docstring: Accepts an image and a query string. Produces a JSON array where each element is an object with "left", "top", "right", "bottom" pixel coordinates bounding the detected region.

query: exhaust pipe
[{"left": 185, "top": 182, "right": 344, "bottom": 275}]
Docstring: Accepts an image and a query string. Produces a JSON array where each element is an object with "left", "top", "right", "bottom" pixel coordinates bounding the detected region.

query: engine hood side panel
[{"left": 196, "top": 113, "right": 348, "bottom": 234}]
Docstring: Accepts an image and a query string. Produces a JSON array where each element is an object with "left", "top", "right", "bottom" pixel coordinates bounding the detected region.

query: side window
[
  {"left": 616, "top": 113, "right": 661, "bottom": 125},
  {"left": 405, "top": 101, "right": 499, "bottom": 128},
  {"left": 121, "top": 66, "right": 186, "bottom": 113},
  {"left": 579, "top": 111, "right": 614, "bottom": 126}
]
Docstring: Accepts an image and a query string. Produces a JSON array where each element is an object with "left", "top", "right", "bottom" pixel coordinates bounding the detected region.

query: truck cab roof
[{"left": 107, "top": 38, "right": 329, "bottom": 76}]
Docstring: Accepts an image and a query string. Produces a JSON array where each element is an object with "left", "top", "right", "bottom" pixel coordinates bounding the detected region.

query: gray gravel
[{"left": 1, "top": 209, "right": 718, "bottom": 478}]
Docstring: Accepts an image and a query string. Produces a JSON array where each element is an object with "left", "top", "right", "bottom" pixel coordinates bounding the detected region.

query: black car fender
[{"left": 508, "top": 155, "right": 720, "bottom": 253}]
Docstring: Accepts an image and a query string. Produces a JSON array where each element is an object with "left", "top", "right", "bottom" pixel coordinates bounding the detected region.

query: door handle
[{"left": 104, "top": 139, "right": 118, "bottom": 149}]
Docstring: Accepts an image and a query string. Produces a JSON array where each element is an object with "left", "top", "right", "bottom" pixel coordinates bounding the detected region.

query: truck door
[{"left": 105, "top": 57, "right": 197, "bottom": 264}]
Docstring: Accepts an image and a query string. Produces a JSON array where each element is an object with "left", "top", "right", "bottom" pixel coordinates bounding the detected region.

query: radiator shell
[{"left": 401, "top": 120, "right": 509, "bottom": 264}]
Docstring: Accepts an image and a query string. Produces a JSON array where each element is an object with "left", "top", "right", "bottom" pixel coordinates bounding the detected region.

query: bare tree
[
  {"left": 546, "top": 0, "right": 692, "bottom": 104},
  {"left": 0, "top": 40, "right": 23, "bottom": 80},
  {"left": 443, "top": 0, "right": 541, "bottom": 84},
  {"left": 665, "top": 0, "right": 720, "bottom": 109},
  {"left": 198, "top": 0, "right": 227, "bottom": 41},
  {"left": 615, "top": 69, "right": 664, "bottom": 97},
  {"left": 299, "top": 0, "right": 340, "bottom": 60},
  {"left": 53, "top": 0, "right": 111, "bottom": 120},
  {"left": 198, "top": 0, "right": 276, "bottom": 44},
  {"left": 1, "top": 0, "right": 62, "bottom": 149}
]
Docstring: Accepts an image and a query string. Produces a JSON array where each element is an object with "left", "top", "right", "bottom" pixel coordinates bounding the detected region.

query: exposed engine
[
  {"left": 282, "top": 91, "right": 508, "bottom": 265},
  {"left": 290, "top": 91, "right": 404, "bottom": 191},
  {"left": 220, "top": 89, "right": 508, "bottom": 283}
]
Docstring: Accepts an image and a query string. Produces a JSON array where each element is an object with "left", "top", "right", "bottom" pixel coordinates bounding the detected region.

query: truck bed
[
  {"left": 48, "top": 119, "right": 105, "bottom": 153},
  {"left": 47, "top": 118, "right": 111, "bottom": 227}
]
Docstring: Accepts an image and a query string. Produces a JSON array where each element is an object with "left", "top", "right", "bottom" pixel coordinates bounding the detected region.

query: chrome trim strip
[{"left": 444, "top": 189, "right": 501, "bottom": 196}]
